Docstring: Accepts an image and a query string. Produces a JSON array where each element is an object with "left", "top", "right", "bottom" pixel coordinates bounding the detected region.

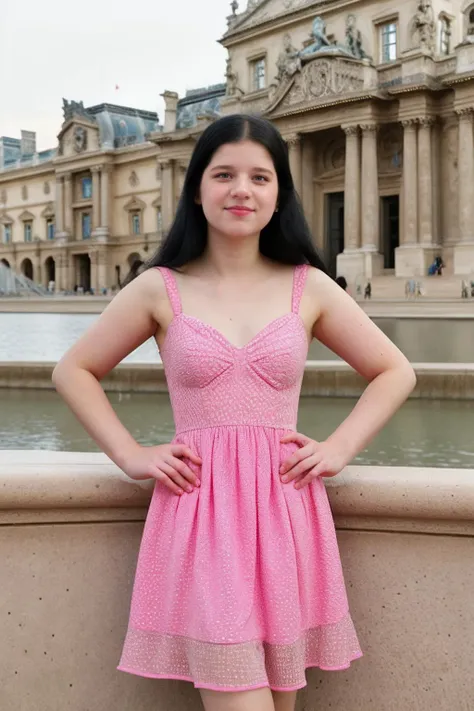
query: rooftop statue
[
  {"left": 413, "top": 0, "right": 436, "bottom": 53},
  {"left": 62, "top": 99, "right": 91, "bottom": 123},
  {"left": 345, "top": 14, "right": 369, "bottom": 60},
  {"left": 299, "top": 16, "right": 360, "bottom": 60},
  {"left": 276, "top": 34, "right": 302, "bottom": 82}
]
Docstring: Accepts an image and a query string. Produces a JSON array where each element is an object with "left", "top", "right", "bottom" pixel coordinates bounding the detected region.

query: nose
[{"left": 230, "top": 175, "right": 251, "bottom": 199}]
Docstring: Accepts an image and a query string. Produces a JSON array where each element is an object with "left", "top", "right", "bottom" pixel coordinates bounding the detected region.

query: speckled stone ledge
[
  {"left": 1, "top": 450, "right": 473, "bottom": 535},
  {"left": 0, "top": 360, "right": 473, "bottom": 399}
]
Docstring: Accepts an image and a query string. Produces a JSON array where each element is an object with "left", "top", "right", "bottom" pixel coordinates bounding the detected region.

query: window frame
[
  {"left": 24, "top": 221, "right": 33, "bottom": 242},
  {"left": 46, "top": 219, "right": 55, "bottom": 240},
  {"left": 81, "top": 212, "right": 92, "bottom": 240},
  {"left": 81, "top": 176, "right": 93, "bottom": 200},
  {"left": 3, "top": 223, "right": 12, "bottom": 244},
  {"left": 379, "top": 20, "right": 398, "bottom": 64},
  {"left": 250, "top": 56, "right": 266, "bottom": 91},
  {"left": 131, "top": 211, "right": 141, "bottom": 235}
]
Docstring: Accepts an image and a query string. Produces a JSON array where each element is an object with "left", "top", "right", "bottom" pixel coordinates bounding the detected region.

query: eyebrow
[{"left": 210, "top": 164, "right": 274, "bottom": 175}]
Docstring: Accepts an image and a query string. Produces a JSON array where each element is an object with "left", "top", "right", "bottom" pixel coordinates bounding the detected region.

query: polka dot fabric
[{"left": 118, "top": 265, "right": 362, "bottom": 691}]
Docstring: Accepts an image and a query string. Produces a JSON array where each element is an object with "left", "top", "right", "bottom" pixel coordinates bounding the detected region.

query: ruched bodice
[{"left": 159, "top": 265, "right": 309, "bottom": 433}]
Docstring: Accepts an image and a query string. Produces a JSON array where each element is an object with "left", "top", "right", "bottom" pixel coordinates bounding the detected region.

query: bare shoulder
[
  {"left": 119, "top": 266, "right": 170, "bottom": 320},
  {"left": 305, "top": 265, "right": 337, "bottom": 298}
]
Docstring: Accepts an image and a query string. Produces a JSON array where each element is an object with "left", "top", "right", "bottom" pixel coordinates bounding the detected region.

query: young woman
[{"left": 52, "top": 114, "right": 416, "bottom": 711}]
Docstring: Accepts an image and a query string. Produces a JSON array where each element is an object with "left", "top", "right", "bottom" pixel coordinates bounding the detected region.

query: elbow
[
  {"left": 51, "top": 361, "right": 65, "bottom": 391},
  {"left": 403, "top": 361, "right": 417, "bottom": 395}
]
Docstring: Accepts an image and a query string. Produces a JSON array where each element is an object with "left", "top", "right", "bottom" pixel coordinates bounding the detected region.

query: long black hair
[{"left": 125, "top": 114, "right": 326, "bottom": 283}]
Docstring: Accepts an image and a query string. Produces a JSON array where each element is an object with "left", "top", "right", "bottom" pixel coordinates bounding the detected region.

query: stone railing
[{"left": 1, "top": 451, "right": 473, "bottom": 710}]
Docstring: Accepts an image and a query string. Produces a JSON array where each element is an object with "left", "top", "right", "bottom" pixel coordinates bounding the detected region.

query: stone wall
[{"left": 1, "top": 451, "right": 473, "bottom": 710}]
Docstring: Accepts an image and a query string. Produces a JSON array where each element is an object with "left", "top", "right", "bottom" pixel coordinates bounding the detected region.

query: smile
[{"left": 225, "top": 207, "right": 255, "bottom": 216}]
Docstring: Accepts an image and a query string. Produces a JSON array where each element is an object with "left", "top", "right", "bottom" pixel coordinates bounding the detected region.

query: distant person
[
  {"left": 335, "top": 275, "right": 348, "bottom": 291},
  {"left": 364, "top": 281, "right": 372, "bottom": 299}
]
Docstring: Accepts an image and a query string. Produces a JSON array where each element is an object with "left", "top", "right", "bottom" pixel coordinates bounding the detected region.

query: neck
[{"left": 200, "top": 230, "right": 267, "bottom": 278}]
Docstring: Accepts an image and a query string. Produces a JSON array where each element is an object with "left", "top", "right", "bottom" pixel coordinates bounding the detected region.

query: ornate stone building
[
  {"left": 150, "top": 0, "right": 474, "bottom": 279},
  {"left": 2, "top": 0, "right": 474, "bottom": 288}
]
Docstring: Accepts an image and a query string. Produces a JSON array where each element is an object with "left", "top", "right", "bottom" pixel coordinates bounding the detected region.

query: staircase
[{"left": 356, "top": 275, "right": 471, "bottom": 301}]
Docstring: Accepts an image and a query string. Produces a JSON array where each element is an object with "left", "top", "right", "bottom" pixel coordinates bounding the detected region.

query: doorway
[
  {"left": 381, "top": 196, "right": 399, "bottom": 269},
  {"left": 44, "top": 256, "right": 55, "bottom": 285},
  {"left": 74, "top": 254, "right": 91, "bottom": 292},
  {"left": 325, "top": 192, "right": 344, "bottom": 277}
]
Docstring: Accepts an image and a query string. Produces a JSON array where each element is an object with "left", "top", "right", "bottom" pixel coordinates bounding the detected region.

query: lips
[{"left": 225, "top": 206, "right": 255, "bottom": 216}]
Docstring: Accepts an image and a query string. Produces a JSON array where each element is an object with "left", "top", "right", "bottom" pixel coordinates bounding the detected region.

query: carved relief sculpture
[
  {"left": 280, "top": 57, "right": 364, "bottom": 108},
  {"left": 129, "top": 171, "right": 139, "bottom": 188},
  {"left": 413, "top": 0, "right": 436, "bottom": 53},
  {"left": 21, "top": 185, "right": 28, "bottom": 201},
  {"left": 43, "top": 181, "right": 50, "bottom": 195},
  {"left": 73, "top": 126, "right": 88, "bottom": 153}
]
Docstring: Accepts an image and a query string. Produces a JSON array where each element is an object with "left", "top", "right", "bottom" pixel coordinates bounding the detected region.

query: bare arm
[
  {"left": 52, "top": 269, "right": 164, "bottom": 469},
  {"left": 310, "top": 268, "right": 416, "bottom": 461}
]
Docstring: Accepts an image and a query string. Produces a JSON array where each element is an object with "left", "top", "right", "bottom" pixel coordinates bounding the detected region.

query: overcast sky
[{"left": 1, "top": 0, "right": 232, "bottom": 150}]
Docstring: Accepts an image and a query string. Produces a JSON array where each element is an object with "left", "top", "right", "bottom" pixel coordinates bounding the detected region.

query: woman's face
[{"left": 197, "top": 139, "right": 279, "bottom": 242}]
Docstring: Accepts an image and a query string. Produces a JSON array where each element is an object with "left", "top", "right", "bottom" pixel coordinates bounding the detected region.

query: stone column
[
  {"left": 301, "top": 136, "right": 314, "bottom": 231},
  {"left": 401, "top": 120, "right": 418, "bottom": 245},
  {"left": 55, "top": 175, "right": 64, "bottom": 234},
  {"left": 343, "top": 125, "right": 361, "bottom": 250},
  {"left": 63, "top": 173, "right": 73, "bottom": 237},
  {"left": 457, "top": 108, "right": 474, "bottom": 243},
  {"left": 360, "top": 124, "right": 379, "bottom": 251},
  {"left": 100, "top": 166, "right": 110, "bottom": 233},
  {"left": 418, "top": 118, "right": 434, "bottom": 245},
  {"left": 160, "top": 159, "right": 174, "bottom": 232},
  {"left": 287, "top": 135, "right": 302, "bottom": 196},
  {"left": 91, "top": 166, "right": 101, "bottom": 231},
  {"left": 177, "top": 161, "right": 187, "bottom": 200}
]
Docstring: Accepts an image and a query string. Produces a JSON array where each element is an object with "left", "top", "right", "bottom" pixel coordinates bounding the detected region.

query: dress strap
[
  {"left": 156, "top": 267, "right": 182, "bottom": 316},
  {"left": 291, "top": 264, "right": 309, "bottom": 314}
]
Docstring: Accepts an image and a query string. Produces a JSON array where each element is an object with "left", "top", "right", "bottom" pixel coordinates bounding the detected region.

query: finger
[
  {"left": 294, "top": 467, "right": 321, "bottom": 490},
  {"left": 280, "top": 443, "right": 314, "bottom": 475},
  {"left": 281, "top": 454, "right": 321, "bottom": 483},
  {"left": 280, "top": 432, "right": 310, "bottom": 446},
  {"left": 167, "top": 456, "right": 201, "bottom": 487},
  {"left": 160, "top": 462, "right": 195, "bottom": 494},
  {"left": 171, "top": 444, "right": 202, "bottom": 464},
  {"left": 154, "top": 467, "right": 186, "bottom": 496}
]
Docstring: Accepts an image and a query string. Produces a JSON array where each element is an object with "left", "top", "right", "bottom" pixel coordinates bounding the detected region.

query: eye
[
  {"left": 214, "top": 172, "right": 232, "bottom": 179},
  {"left": 253, "top": 175, "right": 269, "bottom": 182}
]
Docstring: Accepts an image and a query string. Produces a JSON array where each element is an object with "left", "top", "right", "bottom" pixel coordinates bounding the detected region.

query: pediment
[
  {"left": 151, "top": 194, "right": 162, "bottom": 208},
  {"left": 123, "top": 195, "right": 146, "bottom": 211},
  {"left": 18, "top": 210, "right": 35, "bottom": 221},
  {"left": 41, "top": 202, "right": 55, "bottom": 218},
  {"left": 264, "top": 55, "right": 368, "bottom": 116},
  {"left": 57, "top": 119, "right": 100, "bottom": 159},
  {"left": 227, "top": 0, "right": 312, "bottom": 35},
  {"left": 0, "top": 211, "right": 13, "bottom": 225}
]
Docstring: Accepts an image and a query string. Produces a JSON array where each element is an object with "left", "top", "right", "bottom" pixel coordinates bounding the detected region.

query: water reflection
[
  {"left": 0, "top": 389, "right": 472, "bottom": 469},
  {"left": 0, "top": 313, "right": 473, "bottom": 363}
]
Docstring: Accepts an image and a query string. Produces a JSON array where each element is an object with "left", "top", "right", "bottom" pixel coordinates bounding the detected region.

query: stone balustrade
[{"left": 1, "top": 452, "right": 473, "bottom": 709}]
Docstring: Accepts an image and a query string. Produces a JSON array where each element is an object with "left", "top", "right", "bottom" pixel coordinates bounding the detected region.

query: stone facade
[
  {"left": 0, "top": 103, "right": 166, "bottom": 292},
  {"left": 2, "top": 0, "right": 474, "bottom": 287},
  {"left": 152, "top": 0, "right": 474, "bottom": 280}
]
